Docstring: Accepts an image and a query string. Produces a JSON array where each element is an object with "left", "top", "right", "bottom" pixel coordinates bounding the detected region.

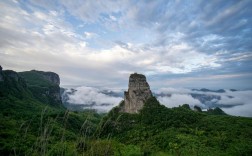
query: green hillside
[
  {"left": 100, "top": 97, "right": 252, "bottom": 155},
  {"left": 19, "top": 70, "right": 62, "bottom": 107},
  {"left": 1, "top": 69, "right": 252, "bottom": 155},
  {"left": 0, "top": 70, "right": 103, "bottom": 155},
  {"left": 19, "top": 71, "right": 56, "bottom": 87}
]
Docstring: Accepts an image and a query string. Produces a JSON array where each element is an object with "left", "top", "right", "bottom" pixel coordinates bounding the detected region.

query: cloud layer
[
  {"left": 0, "top": 0, "right": 251, "bottom": 89},
  {"left": 63, "top": 86, "right": 122, "bottom": 113},
  {"left": 156, "top": 88, "right": 252, "bottom": 117},
  {"left": 63, "top": 86, "right": 252, "bottom": 117}
]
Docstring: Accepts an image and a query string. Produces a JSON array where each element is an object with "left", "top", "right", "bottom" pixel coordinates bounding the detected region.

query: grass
[{"left": 1, "top": 96, "right": 252, "bottom": 155}]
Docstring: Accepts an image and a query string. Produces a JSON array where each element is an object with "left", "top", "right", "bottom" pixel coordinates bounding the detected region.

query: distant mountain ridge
[{"left": 192, "top": 88, "right": 226, "bottom": 93}]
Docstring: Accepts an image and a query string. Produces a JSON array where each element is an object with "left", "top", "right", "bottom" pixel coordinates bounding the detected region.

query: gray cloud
[{"left": 0, "top": 0, "right": 251, "bottom": 89}]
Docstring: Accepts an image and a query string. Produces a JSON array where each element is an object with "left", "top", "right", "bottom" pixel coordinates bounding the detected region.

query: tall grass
[{"left": 11, "top": 106, "right": 134, "bottom": 156}]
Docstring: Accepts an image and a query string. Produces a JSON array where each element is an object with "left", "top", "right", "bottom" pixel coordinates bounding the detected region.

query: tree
[{"left": 194, "top": 106, "right": 202, "bottom": 112}]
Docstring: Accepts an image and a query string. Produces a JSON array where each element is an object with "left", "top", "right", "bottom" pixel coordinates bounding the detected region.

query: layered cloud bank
[
  {"left": 156, "top": 88, "right": 252, "bottom": 117},
  {"left": 62, "top": 86, "right": 252, "bottom": 117},
  {"left": 1, "top": 0, "right": 252, "bottom": 89},
  {"left": 62, "top": 86, "right": 123, "bottom": 113}
]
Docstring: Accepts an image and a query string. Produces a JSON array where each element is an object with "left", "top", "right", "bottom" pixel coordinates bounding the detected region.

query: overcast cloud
[{"left": 0, "top": 0, "right": 252, "bottom": 89}]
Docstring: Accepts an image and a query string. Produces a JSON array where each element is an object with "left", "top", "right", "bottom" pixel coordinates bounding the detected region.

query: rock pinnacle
[{"left": 121, "top": 73, "right": 152, "bottom": 113}]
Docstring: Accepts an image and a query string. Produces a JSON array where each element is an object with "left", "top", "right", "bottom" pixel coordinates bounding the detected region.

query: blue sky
[{"left": 0, "top": 0, "right": 252, "bottom": 89}]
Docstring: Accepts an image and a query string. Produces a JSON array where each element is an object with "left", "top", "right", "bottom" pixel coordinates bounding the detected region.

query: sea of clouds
[
  {"left": 62, "top": 86, "right": 123, "bottom": 113},
  {"left": 62, "top": 86, "right": 252, "bottom": 117},
  {"left": 155, "top": 88, "right": 252, "bottom": 117}
]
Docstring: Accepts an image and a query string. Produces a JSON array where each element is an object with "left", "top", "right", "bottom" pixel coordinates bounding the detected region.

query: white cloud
[
  {"left": 60, "top": 0, "right": 127, "bottom": 22},
  {"left": 156, "top": 87, "right": 192, "bottom": 94},
  {"left": 0, "top": 0, "right": 251, "bottom": 91},
  {"left": 84, "top": 32, "right": 98, "bottom": 39},
  {"left": 64, "top": 86, "right": 123, "bottom": 112},
  {"left": 158, "top": 94, "right": 203, "bottom": 108},
  {"left": 61, "top": 85, "right": 252, "bottom": 117},
  {"left": 217, "top": 90, "right": 252, "bottom": 117},
  {"left": 222, "top": 104, "right": 252, "bottom": 117},
  {"left": 146, "top": 42, "right": 221, "bottom": 74},
  {"left": 156, "top": 88, "right": 252, "bottom": 117},
  {"left": 109, "top": 15, "right": 117, "bottom": 21}
]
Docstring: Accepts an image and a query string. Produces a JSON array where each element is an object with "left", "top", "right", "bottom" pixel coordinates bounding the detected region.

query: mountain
[
  {"left": 99, "top": 73, "right": 252, "bottom": 155},
  {"left": 19, "top": 70, "right": 62, "bottom": 106},
  {"left": 99, "top": 96, "right": 252, "bottom": 155},
  {"left": 120, "top": 73, "right": 152, "bottom": 113},
  {"left": 1, "top": 67, "right": 252, "bottom": 155},
  {"left": 192, "top": 88, "right": 226, "bottom": 93},
  {"left": 0, "top": 68, "right": 33, "bottom": 101},
  {"left": 0, "top": 66, "right": 102, "bottom": 155}
]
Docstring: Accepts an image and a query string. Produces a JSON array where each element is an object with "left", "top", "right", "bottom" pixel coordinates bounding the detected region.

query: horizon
[
  {"left": 2, "top": 66, "right": 252, "bottom": 91},
  {"left": 0, "top": 0, "right": 252, "bottom": 89}
]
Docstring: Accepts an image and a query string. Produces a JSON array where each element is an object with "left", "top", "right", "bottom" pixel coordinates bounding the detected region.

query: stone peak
[
  {"left": 129, "top": 73, "right": 146, "bottom": 78},
  {"left": 121, "top": 73, "right": 152, "bottom": 113}
]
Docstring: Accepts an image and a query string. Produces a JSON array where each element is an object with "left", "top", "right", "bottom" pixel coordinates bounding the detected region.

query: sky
[{"left": 0, "top": 0, "right": 252, "bottom": 89}]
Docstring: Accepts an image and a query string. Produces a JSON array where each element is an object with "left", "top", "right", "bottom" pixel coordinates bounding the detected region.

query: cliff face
[
  {"left": 0, "top": 67, "right": 29, "bottom": 99},
  {"left": 0, "top": 66, "right": 62, "bottom": 106},
  {"left": 19, "top": 70, "right": 62, "bottom": 106},
  {"left": 31, "top": 70, "right": 60, "bottom": 85},
  {"left": 0, "top": 66, "right": 3, "bottom": 81},
  {"left": 121, "top": 73, "right": 152, "bottom": 113}
]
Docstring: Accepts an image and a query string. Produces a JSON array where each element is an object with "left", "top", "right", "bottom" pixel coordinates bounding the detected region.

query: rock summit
[{"left": 121, "top": 73, "right": 152, "bottom": 113}]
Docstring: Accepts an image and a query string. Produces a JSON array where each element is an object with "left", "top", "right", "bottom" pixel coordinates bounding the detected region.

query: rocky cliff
[
  {"left": 31, "top": 70, "right": 60, "bottom": 85},
  {"left": 0, "top": 66, "right": 26, "bottom": 85},
  {"left": 19, "top": 70, "right": 62, "bottom": 106},
  {"left": 0, "top": 66, "right": 3, "bottom": 81},
  {"left": 121, "top": 73, "right": 152, "bottom": 113},
  {"left": 0, "top": 66, "right": 29, "bottom": 99}
]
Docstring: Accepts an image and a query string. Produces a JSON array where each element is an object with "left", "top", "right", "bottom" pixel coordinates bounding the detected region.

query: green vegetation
[
  {"left": 19, "top": 70, "right": 62, "bottom": 106},
  {"left": 19, "top": 70, "right": 57, "bottom": 87},
  {"left": 1, "top": 70, "right": 252, "bottom": 155},
  {"left": 100, "top": 97, "right": 252, "bottom": 155},
  {"left": 0, "top": 70, "right": 95, "bottom": 155}
]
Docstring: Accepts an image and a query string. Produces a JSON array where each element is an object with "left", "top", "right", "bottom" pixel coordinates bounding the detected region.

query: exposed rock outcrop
[
  {"left": 34, "top": 71, "right": 61, "bottom": 104},
  {"left": 3, "top": 70, "right": 19, "bottom": 81},
  {"left": 19, "top": 70, "right": 62, "bottom": 106},
  {"left": 0, "top": 66, "right": 30, "bottom": 84},
  {"left": 31, "top": 70, "right": 60, "bottom": 85},
  {"left": 121, "top": 73, "right": 152, "bottom": 113},
  {"left": 0, "top": 67, "right": 28, "bottom": 99},
  {"left": 0, "top": 66, "right": 3, "bottom": 81}
]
